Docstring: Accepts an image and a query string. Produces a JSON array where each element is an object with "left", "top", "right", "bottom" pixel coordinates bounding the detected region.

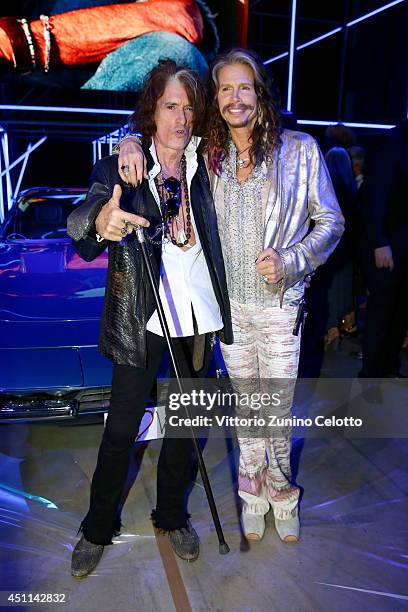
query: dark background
[{"left": 0, "top": 0, "right": 406, "bottom": 190}]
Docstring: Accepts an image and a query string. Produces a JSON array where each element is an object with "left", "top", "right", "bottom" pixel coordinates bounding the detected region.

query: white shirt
[{"left": 146, "top": 138, "right": 223, "bottom": 338}]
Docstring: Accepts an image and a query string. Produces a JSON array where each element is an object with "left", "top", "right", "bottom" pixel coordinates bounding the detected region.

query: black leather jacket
[{"left": 67, "top": 150, "right": 233, "bottom": 367}]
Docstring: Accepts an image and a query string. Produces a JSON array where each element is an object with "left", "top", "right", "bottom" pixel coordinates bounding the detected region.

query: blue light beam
[{"left": 287, "top": 0, "right": 298, "bottom": 112}]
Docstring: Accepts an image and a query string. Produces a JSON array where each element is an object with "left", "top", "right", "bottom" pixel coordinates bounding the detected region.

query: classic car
[{"left": 0, "top": 187, "right": 112, "bottom": 421}]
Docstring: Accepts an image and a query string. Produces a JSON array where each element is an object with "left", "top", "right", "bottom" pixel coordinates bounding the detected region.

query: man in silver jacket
[{"left": 117, "top": 48, "right": 344, "bottom": 544}]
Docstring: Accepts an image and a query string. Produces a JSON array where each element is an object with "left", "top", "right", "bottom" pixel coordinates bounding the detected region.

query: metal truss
[
  {"left": 0, "top": 127, "right": 47, "bottom": 222},
  {"left": 262, "top": 0, "right": 406, "bottom": 113},
  {"left": 0, "top": 107, "right": 133, "bottom": 222},
  {"left": 92, "top": 125, "right": 127, "bottom": 164}
]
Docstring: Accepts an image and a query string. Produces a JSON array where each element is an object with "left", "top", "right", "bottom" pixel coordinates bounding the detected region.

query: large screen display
[{"left": 0, "top": 1, "right": 248, "bottom": 92}]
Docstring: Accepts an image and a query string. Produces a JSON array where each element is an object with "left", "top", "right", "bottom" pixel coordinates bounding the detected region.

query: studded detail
[
  {"left": 71, "top": 535, "right": 104, "bottom": 578},
  {"left": 168, "top": 521, "right": 200, "bottom": 562}
]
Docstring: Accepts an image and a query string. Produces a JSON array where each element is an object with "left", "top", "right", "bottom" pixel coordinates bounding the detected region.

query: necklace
[
  {"left": 236, "top": 145, "right": 251, "bottom": 169},
  {"left": 155, "top": 155, "right": 192, "bottom": 248}
]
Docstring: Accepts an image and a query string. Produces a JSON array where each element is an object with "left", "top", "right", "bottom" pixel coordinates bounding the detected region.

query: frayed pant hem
[
  {"left": 77, "top": 514, "right": 122, "bottom": 546},
  {"left": 150, "top": 509, "right": 191, "bottom": 534}
]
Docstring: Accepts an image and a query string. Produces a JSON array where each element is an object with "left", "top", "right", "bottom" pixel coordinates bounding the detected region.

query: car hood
[
  {"left": 0, "top": 346, "right": 112, "bottom": 391},
  {"left": 0, "top": 241, "right": 108, "bottom": 349}
]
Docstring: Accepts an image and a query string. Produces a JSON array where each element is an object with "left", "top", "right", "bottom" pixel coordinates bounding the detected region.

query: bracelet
[
  {"left": 39, "top": 15, "right": 52, "bottom": 73},
  {"left": 17, "top": 18, "right": 36, "bottom": 72},
  {"left": 112, "top": 133, "right": 142, "bottom": 154},
  {"left": 96, "top": 233, "right": 105, "bottom": 243}
]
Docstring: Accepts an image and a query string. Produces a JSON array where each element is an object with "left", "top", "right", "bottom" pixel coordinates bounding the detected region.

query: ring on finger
[
  {"left": 120, "top": 225, "right": 127, "bottom": 236},
  {"left": 262, "top": 275, "right": 269, "bottom": 283},
  {"left": 121, "top": 164, "right": 130, "bottom": 177},
  {"left": 122, "top": 219, "right": 140, "bottom": 232}
]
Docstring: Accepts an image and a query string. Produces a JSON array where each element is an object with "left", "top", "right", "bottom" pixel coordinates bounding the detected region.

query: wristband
[{"left": 113, "top": 133, "right": 142, "bottom": 154}]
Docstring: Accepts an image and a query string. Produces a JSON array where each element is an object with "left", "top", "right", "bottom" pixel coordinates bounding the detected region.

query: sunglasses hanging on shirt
[
  {"left": 161, "top": 176, "right": 181, "bottom": 221},
  {"left": 154, "top": 155, "right": 192, "bottom": 247}
]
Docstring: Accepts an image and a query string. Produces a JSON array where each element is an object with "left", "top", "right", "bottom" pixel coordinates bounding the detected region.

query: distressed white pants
[{"left": 221, "top": 299, "right": 301, "bottom": 520}]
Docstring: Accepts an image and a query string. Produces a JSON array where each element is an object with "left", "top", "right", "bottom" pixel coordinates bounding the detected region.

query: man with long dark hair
[
  {"left": 117, "top": 48, "right": 344, "bottom": 543},
  {"left": 67, "top": 59, "right": 232, "bottom": 576}
]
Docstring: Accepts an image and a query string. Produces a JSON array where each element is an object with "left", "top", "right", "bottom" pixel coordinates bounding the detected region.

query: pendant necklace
[{"left": 236, "top": 145, "right": 251, "bottom": 169}]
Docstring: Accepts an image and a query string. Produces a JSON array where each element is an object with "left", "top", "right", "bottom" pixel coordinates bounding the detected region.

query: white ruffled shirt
[{"left": 146, "top": 138, "right": 223, "bottom": 338}]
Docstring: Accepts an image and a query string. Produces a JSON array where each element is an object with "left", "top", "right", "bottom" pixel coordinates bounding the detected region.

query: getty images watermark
[
  {"left": 167, "top": 389, "right": 362, "bottom": 429},
  {"left": 155, "top": 377, "right": 408, "bottom": 438},
  {"left": 158, "top": 378, "right": 408, "bottom": 438}
]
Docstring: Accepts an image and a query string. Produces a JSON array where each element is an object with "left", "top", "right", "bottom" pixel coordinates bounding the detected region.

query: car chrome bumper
[{"left": 0, "top": 387, "right": 111, "bottom": 422}]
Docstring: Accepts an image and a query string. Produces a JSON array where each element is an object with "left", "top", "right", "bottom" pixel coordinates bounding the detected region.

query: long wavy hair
[
  {"left": 204, "top": 48, "right": 282, "bottom": 175},
  {"left": 129, "top": 59, "right": 206, "bottom": 146}
]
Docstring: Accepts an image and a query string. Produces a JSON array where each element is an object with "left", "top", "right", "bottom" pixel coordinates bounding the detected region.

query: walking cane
[{"left": 134, "top": 226, "right": 230, "bottom": 555}]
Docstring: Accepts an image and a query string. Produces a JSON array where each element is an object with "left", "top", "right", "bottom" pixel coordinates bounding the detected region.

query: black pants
[
  {"left": 81, "top": 331, "right": 211, "bottom": 545},
  {"left": 360, "top": 242, "right": 408, "bottom": 377}
]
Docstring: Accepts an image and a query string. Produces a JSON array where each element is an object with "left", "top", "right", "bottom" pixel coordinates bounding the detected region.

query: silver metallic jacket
[{"left": 209, "top": 129, "right": 345, "bottom": 307}]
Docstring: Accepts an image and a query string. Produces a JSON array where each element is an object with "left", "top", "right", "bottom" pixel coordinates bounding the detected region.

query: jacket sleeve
[
  {"left": 67, "top": 159, "right": 111, "bottom": 261},
  {"left": 276, "top": 137, "right": 345, "bottom": 293}
]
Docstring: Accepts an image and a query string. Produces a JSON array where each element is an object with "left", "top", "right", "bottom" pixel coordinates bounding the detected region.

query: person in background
[
  {"left": 324, "top": 123, "right": 356, "bottom": 152},
  {"left": 348, "top": 145, "right": 366, "bottom": 191},
  {"left": 322, "top": 147, "right": 358, "bottom": 348},
  {"left": 348, "top": 145, "right": 367, "bottom": 349},
  {"left": 359, "top": 121, "right": 408, "bottom": 378}
]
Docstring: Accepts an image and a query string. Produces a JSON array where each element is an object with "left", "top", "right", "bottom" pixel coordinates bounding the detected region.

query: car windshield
[{"left": 5, "top": 193, "right": 86, "bottom": 240}]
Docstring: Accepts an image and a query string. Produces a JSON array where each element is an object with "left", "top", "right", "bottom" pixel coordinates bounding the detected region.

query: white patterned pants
[{"left": 221, "top": 299, "right": 301, "bottom": 520}]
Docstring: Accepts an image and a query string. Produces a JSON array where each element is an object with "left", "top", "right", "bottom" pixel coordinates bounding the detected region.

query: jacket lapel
[{"left": 190, "top": 158, "right": 212, "bottom": 247}]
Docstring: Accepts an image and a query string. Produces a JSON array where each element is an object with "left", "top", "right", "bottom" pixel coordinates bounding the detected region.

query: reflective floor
[{"left": 1, "top": 339, "right": 407, "bottom": 612}]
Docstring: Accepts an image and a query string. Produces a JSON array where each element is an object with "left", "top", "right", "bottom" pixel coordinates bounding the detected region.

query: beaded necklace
[{"left": 154, "top": 155, "right": 192, "bottom": 248}]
